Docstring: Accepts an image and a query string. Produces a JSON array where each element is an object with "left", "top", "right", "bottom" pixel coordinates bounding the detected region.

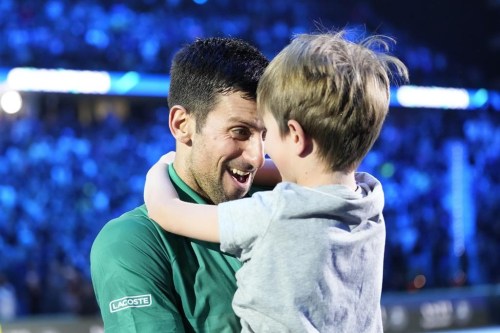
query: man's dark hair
[{"left": 168, "top": 37, "right": 269, "bottom": 131}]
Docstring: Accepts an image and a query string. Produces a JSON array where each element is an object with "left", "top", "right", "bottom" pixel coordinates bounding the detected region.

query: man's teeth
[{"left": 231, "top": 168, "right": 250, "bottom": 176}]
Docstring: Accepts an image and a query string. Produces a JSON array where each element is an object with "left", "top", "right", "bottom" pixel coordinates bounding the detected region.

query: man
[{"left": 90, "top": 37, "right": 269, "bottom": 332}]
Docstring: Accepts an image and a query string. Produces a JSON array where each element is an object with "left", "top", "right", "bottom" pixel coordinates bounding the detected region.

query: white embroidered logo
[{"left": 109, "top": 294, "right": 152, "bottom": 313}]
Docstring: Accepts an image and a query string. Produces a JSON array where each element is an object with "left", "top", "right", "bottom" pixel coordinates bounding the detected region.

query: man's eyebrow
[{"left": 227, "top": 117, "right": 265, "bottom": 130}]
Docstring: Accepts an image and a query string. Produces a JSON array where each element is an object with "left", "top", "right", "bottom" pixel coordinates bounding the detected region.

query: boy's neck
[
  {"left": 291, "top": 155, "right": 357, "bottom": 190},
  {"left": 297, "top": 169, "right": 357, "bottom": 190}
]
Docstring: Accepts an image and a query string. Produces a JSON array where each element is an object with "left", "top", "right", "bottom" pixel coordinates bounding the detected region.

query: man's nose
[{"left": 243, "top": 136, "right": 265, "bottom": 169}]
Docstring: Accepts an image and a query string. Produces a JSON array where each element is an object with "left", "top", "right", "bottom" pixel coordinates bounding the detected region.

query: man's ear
[
  {"left": 169, "top": 105, "right": 194, "bottom": 145},
  {"left": 287, "top": 119, "right": 312, "bottom": 157}
]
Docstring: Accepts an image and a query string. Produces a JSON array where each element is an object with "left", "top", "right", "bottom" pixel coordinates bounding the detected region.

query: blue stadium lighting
[
  {"left": 380, "top": 162, "right": 395, "bottom": 178},
  {"left": 469, "top": 89, "right": 489, "bottom": 109},
  {"left": 448, "top": 141, "right": 466, "bottom": 258},
  {"left": 0, "top": 68, "right": 8, "bottom": 83},
  {"left": 193, "top": 0, "right": 208, "bottom": 4},
  {"left": 112, "top": 71, "right": 140, "bottom": 94},
  {"left": 0, "top": 90, "right": 23, "bottom": 114},
  {"left": 396, "top": 85, "right": 470, "bottom": 109},
  {"left": 5, "top": 67, "right": 111, "bottom": 94},
  {"left": 489, "top": 91, "right": 500, "bottom": 111},
  {"left": 0, "top": 67, "right": 499, "bottom": 109},
  {"left": 108, "top": 72, "right": 168, "bottom": 96}
]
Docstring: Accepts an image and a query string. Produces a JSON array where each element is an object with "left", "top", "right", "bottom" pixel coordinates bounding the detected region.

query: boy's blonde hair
[{"left": 257, "top": 30, "right": 409, "bottom": 172}]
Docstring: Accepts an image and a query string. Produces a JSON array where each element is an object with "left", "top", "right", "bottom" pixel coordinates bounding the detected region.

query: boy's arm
[
  {"left": 144, "top": 154, "right": 220, "bottom": 243},
  {"left": 254, "top": 158, "right": 281, "bottom": 186}
]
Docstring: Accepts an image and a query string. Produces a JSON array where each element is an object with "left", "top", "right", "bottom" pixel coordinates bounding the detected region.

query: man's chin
[
  {"left": 221, "top": 185, "right": 250, "bottom": 202},
  {"left": 226, "top": 190, "right": 249, "bottom": 201}
]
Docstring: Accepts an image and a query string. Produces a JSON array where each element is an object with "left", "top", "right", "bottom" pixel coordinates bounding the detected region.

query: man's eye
[
  {"left": 232, "top": 127, "right": 251, "bottom": 139},
  {"left": 262, "top": 129, "right": 267, "bottom": 141}
]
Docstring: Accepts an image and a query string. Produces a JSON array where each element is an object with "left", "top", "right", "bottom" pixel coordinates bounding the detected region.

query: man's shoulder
[
  {"left": 91, "top": 205, "right": 166, "bottom": 257},
  {"left": 95, "top": 205, "right": 153, "bottom": 239},
  {"left": 90, "top": 204, "right": 206, "bottom": 263}
]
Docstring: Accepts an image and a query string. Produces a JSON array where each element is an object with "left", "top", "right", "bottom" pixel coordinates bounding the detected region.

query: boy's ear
[
  {"left": 287, "top": 119, "right": 312, "bottom": 157},
  {"left": 169, "top": 105, "right": 194, "bottom": 145}
]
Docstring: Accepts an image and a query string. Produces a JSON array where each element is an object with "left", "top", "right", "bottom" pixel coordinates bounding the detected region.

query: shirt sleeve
[
  {"left": 218, "top": 189, "right": 276, "bottom": 261},
  {"left": 90, "top": 217, "right": 185, "bottom": 332}
]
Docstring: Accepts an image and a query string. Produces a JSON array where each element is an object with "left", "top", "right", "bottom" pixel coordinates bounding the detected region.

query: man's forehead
[
  {"left": 209, "top": 93, "right": 263, "bottom": 125},
  {"left": 206, "top": 109, "right": 264, "bottom": 130},
  {"left": 213, "top": 91, "right": 256, "bottom": 109}
]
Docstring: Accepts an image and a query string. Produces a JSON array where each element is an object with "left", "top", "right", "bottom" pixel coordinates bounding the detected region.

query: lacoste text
[{"left": 109, "top": 294, "right": 152, "bottom": 313}]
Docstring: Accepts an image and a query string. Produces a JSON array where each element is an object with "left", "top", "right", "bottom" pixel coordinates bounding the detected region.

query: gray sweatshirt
[{"left": 218, "top": 172, "right": 385, "bottom": 333}]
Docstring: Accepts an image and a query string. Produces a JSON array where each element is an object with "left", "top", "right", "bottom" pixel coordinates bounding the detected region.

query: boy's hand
[{"left": 144, "top": 152, "right": 178, "bottom": 209}]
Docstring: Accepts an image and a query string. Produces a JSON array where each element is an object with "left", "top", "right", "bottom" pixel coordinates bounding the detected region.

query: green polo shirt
[{"left": 90, "top": 164, "right": 242, "bottom": 332}]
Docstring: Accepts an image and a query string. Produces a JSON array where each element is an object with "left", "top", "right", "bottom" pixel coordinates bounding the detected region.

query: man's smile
[{"left": 228, "top": 168, "right": 251, "bottom": 184}]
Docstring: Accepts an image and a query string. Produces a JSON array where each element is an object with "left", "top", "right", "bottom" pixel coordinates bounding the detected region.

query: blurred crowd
[
  {"left": 0, "top": 0, "right": 492, "bottom": 88},
  {"left": 0, "top": 0, "right": 499, "bottom": 320},
  {"left": 1, "top": 99, "right": 499, "bottom": 319},
  {"left": 0, "top": 103, "right": 174, "bottom": 317}
]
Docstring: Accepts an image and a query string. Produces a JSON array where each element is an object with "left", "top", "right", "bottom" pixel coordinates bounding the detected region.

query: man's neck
[{"left": 168, "top": 163, "right": 210, "bottom": 204}]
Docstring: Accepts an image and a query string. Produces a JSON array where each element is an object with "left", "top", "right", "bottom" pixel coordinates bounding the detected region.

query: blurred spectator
[{"left": 0, "top": 273, "right": 17, "bottom": 320}]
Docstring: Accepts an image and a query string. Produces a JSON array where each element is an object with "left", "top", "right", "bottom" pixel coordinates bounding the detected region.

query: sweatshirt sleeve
[{"left": 217, "top": 190, "right": 275, "bottom": 262}]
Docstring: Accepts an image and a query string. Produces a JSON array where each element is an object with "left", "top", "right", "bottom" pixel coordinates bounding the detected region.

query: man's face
[{"left": 184, "top": 92, "right": 266, "bottom": 204}]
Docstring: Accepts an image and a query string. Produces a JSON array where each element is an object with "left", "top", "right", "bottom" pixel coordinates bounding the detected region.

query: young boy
[{"left": 144, "top": 30, "right": 408, "bottom": 332}]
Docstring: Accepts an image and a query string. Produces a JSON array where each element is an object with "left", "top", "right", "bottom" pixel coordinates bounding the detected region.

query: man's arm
[{"left": 144, "top": 156, "right": 220, "bottom": 243}]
